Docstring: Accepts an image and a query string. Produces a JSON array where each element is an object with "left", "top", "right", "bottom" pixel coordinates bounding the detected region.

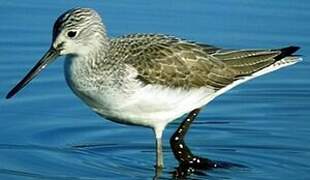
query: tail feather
[
  {"left": 209, "top": 46, "right": 301, "bottom": 96},
  {"left": 273, "top": 46, "right": 300, "bottom": 61},
  {"left": 217, "top": 46, "right": 301, "bottom": 77}
]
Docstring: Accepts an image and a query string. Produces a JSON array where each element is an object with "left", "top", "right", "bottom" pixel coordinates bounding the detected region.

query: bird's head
[
  {"left": 52, "top": 8, "right": 106, "bottom": 56},
  {"left": 6, "top": 8, "right": 106, "bottom": 99}
]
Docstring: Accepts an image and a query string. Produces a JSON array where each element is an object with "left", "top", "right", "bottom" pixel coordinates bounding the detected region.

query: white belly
[
  {"left": 94, "top": 85, "right": 216, "bottom": 129},
  {"left": 64, "top": 57, "right": 217, "bottom": 129},
  {"left": 64, "top": 55, "right": 301, "bottom": 130}
]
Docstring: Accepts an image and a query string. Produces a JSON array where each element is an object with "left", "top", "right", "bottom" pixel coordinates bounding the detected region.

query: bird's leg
[
  {"left": 153, "top": 136, "right": 164, "bottom": 180},
  {"left": 156, "top": 137, "right": 164, "bottom": 168},
  {"left": 170, "top": 108, "right": 211, "bottom": 166},
  {"left": 154, "top": 127, "right": 164, "bottom": 169}
]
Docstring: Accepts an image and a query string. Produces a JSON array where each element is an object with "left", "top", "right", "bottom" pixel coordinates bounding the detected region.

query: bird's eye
[{"left": 67, "top": 31, "right": 77, "bottom": 38}]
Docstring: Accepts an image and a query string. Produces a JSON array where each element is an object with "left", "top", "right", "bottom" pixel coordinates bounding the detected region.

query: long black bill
[{"left": 6, "top": 48, "right": 59, "bottom": 99}]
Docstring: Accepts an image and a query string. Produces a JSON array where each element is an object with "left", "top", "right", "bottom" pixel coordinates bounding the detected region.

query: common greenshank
[{"left": 6, "top": 8, "right": 301, "bottom": 169}]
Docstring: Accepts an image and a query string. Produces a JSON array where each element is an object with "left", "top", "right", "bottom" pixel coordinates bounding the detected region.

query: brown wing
[
  {"left": 114, "top": 34, "right": 237, "bottom": 90},
  {"left": 111, "top": 34, "right": 299, "bottom": 90},
  {"left": 211, "top": 46, "right": 300, "bottom": 77}
]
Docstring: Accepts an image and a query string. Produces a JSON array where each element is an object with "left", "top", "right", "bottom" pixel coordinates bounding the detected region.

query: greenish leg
[
  {"left": 156, "top": 137, "right": 164, "bottom": 168},
  {"left": 154, "top": 127, "right": 164, "bottom": 169}
]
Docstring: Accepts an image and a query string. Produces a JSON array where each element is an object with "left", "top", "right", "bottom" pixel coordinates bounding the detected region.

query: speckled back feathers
[{"left": 107, "top": 33, "right": 299, "bottom": 90}]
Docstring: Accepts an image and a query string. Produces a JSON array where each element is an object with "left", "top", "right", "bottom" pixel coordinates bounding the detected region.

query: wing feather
[
  {"left": 109, "top": 34, "right": 299, "bottom": 90},
  {"left": 115, "top": 34, "right": 236, "bottom": 89}
]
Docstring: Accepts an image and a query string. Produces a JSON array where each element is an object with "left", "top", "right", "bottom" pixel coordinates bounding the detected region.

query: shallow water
[{"left": 0, "top": 0, "right": 310, "bottom": 179}]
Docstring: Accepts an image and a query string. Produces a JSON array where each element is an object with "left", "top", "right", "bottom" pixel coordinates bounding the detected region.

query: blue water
[{"left": 1, "top": 0, "right": 310, "bottom": 179}]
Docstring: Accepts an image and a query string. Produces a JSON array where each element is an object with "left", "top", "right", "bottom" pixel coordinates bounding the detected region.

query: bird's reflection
[
  {"left": 170, "top": 109, "right": 244, "bottom": 178},
  {"left": 72, "top": 109, "right": 244, "bottom": 179}
]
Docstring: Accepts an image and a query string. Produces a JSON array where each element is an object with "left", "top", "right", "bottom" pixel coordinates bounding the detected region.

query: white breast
[
  {"left": 64, "top": 55, "right": 217, "bottom": 129},
  {"left": 64, "top": 56, "right": 127, "bottom": 112},
  {"left": 64, "top": 55, "right": 301, "bottom": 130}
]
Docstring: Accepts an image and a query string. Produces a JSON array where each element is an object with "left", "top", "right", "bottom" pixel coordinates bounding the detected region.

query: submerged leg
[
  {"left": 156, "top": 137, "right": 164, "bottom": 168},
  {"left": 154, "top": 127, "right": 164, "bottom": 169}
]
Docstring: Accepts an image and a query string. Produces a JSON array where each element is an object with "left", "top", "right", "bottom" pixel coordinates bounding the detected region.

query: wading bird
[{"left": 6, "top": 8, "right": 301, "bottom": 169}]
